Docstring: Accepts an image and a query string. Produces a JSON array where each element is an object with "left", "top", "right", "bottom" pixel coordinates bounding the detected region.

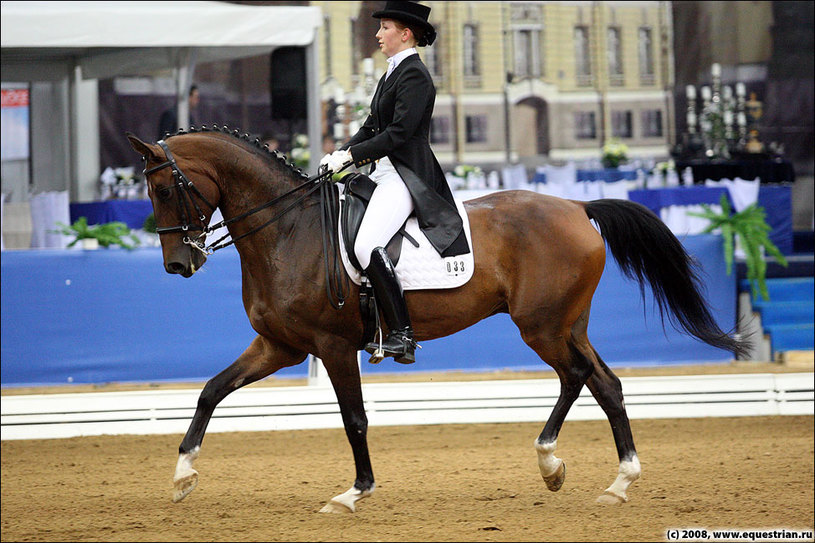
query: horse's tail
[{"left": 583, "top": 198, "right": 750, "bottom": 359}]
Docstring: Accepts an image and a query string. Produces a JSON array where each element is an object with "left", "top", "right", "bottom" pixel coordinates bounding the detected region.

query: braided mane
[{"left": 165, "top": 125, "right": 309, "bottom": 180}]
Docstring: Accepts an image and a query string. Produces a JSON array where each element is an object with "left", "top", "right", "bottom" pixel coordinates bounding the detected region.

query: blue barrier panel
[
  {"left": 1, "top": 247, "right": 299, "bottom": 387},
  {"left": 1, "top": 234, "right": 735, "bottom": 387}
]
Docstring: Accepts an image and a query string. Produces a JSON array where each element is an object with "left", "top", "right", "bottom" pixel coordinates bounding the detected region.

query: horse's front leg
[
  {"left": 173, "top": 335, "right": 306, "bottom": 503},
  {"left": 317, "top": 349, "right": 374, "bottom": 513}
]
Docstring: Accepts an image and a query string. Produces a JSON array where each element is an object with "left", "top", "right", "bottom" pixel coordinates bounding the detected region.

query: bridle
[
  {"left": 143, "top": 141, "right": 217, "bottom": 250},
  {"left": 142, "top": 139, "right": 349, "bottom": 308}
]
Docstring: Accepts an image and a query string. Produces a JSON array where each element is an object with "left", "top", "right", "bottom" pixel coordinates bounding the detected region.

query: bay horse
[{"left": 127, "top": 127, "right": 748, "bottom": 513}]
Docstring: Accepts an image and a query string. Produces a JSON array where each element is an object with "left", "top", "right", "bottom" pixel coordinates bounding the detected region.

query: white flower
[{"left": 293, "top": 134, "right": 309, "bottom": 148}]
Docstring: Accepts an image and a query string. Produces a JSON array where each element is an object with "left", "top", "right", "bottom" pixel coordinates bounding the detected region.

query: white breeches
[{"left": 354, "top": 157, "right": 414, "bottom": 269}]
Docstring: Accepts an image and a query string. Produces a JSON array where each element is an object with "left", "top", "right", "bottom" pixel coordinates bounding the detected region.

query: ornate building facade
[{"left": 313, "top": 1, "right": 675, "bottom": 168}]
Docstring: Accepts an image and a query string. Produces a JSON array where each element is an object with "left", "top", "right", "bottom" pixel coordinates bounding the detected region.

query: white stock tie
[{"left": 385, "top": 58, "right": 395, "bottom": 80}]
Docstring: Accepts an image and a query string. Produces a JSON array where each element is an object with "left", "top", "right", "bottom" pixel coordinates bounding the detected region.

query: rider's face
[{"left": 376, "top": 19, "right": 409, "bottom": 58}]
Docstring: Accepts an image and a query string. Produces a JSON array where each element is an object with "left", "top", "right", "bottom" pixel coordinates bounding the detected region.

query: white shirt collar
[{"left": 387, "top": 48, "right": 417, "bottom": 74}]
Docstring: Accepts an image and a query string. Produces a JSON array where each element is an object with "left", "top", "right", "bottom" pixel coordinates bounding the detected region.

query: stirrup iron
[{"left": 368, "top": 306, "right": 385, "bottom": 364}]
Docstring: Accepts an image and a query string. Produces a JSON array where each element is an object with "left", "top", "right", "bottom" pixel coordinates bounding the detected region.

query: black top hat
[{"left": 372, "top": 1, "right": 436, "bottom": 46}]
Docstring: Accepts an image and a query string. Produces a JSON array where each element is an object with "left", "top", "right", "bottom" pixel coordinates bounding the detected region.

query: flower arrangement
[
  {"left": 649, "top": 159, "right": 676, "bottom": 185},
  {"left": 452, "top": 164, "right": 483, "bottom": 179},
  {"left": 655, "top": 159, "right": 675, "bottom": 176},
  {"left": 601, "top": 138, "right": 629, "bottom": 169},
  {"left": 289, "top": 133, "right": 310, "bottom": 169}
]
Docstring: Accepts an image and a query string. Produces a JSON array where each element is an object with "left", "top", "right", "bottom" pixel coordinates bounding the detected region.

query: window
[
  {"left": 574, "top": 111, "right": 596, "bottom": 139},
  {"left": 607, "top": 27, "right": 623, "bottom": 86},
  {"left": 514, "top": 28, "right": 542, "bottom": 78},
  {"left": 465, "top": 115, "right": 487, "bottom": 143},
  {"left": 612, "top": 111, "right": 633, "bottom": 138},
  {"left": 430, "top": 116, "right": 450, "bottom": 144},
  {"left": 463, "top": 24, "right": 480, "bottom": 76},
  {"left": 641, "top": 109, "right": 663, "bottom": 137},
  {"left": 424, "top": 24, "right": 442, "bottom": 78},
  {"left": 638, "top": 27, "right": 654, "bottom": 85},
  {"left": 574, "top": 26, "right": 592, "bottom": 86}
]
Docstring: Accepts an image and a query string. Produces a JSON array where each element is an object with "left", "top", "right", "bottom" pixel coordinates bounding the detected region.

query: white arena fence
[{"left": 2, "top": 372, "right": 813, "bottom": 441}]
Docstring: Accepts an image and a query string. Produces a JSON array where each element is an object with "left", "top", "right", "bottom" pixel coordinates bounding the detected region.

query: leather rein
[{"left": 142, "top": 139, "right": 350, "bottom": 309}]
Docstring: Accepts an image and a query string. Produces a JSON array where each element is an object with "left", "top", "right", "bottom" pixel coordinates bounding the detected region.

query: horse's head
[{"left": 127, "top": 133, "right": 220, "bottom": 277}]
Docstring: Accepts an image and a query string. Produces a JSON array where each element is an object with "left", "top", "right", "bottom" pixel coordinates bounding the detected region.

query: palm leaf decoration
[
  {"left": 688, "top": 193, "right": 787, "bottom": 301},
  {"left": 53, "top": 217, "right": 141, "bottom": 250}
]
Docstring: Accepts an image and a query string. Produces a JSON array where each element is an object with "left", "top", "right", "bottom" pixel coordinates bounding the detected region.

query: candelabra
[
  {"left": 735, "top": 82, "right": 747, "bottom": 146},
  {"left": 685, "top": 84, "right": 697, "bottom": 134},
  {"left": 682, "top": 64, "right": 754, "bottom": 160},
  {"left": 708, "top": 63, "right": 730, "bottom": 159}
]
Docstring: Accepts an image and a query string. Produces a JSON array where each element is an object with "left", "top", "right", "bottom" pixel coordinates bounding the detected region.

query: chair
[
  {"left": 501, "top": 164, "right": 528, "bottom": 190},
  {"left": 542, "top": 162, "right": 577, "bottom": 186},
  {"left": 705, "top": 177, "right": 759, "bottom": 212},
  {"left": 29, "top": 190, "right": 71, "bottom": 248},
  {"left": 660, "top": 203, "right": 723, "bottom": 236},
  {"left": 601, "top": 180, "right": 629, "bottom": 200}
]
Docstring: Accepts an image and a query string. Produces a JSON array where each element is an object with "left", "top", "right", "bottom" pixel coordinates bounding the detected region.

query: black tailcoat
[{"left": 341, "top": 54, "right": 469, "bottom": 257}]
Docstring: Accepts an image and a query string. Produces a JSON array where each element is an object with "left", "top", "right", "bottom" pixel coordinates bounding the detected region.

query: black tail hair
[{"left": 585, "top": 199, "right": 750, "bottom": 359}]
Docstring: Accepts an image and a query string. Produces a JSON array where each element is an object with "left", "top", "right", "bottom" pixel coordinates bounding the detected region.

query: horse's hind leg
[
  {"left": 173, "top": 335, "right": 306, "bottom": 503},
  {"left": 584, "top": 348, "right": 641, "bottom": 504},
  {"left": 519, "top": 330, "right": 594, "bottom": 493}
]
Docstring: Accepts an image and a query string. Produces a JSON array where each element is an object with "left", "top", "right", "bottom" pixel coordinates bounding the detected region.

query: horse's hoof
[
  {"left": 172, "top": 471, "right": 199, "bottom": 503},
  {"left": 319, "top": 500, "right": 354, "bottom": 514},
  {"left": 596, "top": 490, "right": 626, "bottom": 505},
  {"left": 544, "top": 461, "right": 566, "bottom": 492}
]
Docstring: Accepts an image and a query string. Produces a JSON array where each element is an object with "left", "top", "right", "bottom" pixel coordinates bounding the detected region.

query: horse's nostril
[{"left": 167, "top": 262, "right": 186, "bottom": 275}]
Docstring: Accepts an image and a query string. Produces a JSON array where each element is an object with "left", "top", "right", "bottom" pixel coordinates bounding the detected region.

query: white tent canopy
[
  {"left": 1, "top": 1, "right": 322, "bottom": 80},
  {"left": 1, "top": 1, "right": 324, "bottom": 201}
]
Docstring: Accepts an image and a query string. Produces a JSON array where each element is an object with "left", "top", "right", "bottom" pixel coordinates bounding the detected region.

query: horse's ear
[{"left": 127, "top": 133, "right": 156, "bottom": 160}]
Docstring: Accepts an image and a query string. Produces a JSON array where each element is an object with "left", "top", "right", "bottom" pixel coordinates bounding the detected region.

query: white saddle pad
[{"left": 339, "top": 199, "right": 475, "bottom": 290}]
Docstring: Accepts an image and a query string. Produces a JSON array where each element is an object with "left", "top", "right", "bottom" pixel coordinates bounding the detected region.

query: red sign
[{"left": 1, "top": 89, "right": 30, "bottom": 108}]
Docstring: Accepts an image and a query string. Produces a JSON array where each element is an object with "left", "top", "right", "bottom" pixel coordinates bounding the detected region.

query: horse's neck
[{"left": 218, "top": 167, "right": 322, "bottom": 270}]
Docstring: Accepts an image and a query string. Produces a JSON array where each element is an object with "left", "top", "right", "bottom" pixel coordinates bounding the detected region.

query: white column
[
  {"left": 306, "top": 40, "right": 322, "bottom": 175},
  {"left": 71, "top": 65, "right": 99, "bottom": 202}
]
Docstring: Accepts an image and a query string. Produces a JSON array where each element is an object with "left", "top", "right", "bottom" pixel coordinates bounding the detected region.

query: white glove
[{"left": 324, "top": 149, "right": 352, "bottom": 173}]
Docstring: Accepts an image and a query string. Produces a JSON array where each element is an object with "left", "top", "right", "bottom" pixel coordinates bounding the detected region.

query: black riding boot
[{"left": 363, "top": 246, "right": 416, "bottom": 364}]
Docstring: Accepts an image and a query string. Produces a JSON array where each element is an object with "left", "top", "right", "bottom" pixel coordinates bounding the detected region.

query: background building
[
  {"left": 2, "top": 1, "right": 812, "bottom": 243},
  {"left": 315, "top": 1, "right": 675, "bottom": 170}
]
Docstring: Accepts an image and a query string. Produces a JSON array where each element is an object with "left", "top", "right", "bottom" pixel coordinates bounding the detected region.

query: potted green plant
[
  {"left": 53, "top": 217, "right": 141, "bottom": 250},
  {"left": 688, "top": 193, "right": 787, "bottom": 300}
]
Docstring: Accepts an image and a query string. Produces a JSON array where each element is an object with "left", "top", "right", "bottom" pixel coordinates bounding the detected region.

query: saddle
[
  {"left": 340, "top": 172, "right": 418, "bottom": 271},
  {"left": 340, "top": 172, "right": 419, "bottom": 349}
]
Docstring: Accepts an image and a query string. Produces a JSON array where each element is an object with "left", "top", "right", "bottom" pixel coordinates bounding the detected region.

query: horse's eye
[{"left": 156, "top": 185, "right": 173, "bottom": 201}]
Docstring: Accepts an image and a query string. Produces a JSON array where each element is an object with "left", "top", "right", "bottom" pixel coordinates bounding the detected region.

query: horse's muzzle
[{"left": 164, "top": 247, "right": 207, "bottom": 277}]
